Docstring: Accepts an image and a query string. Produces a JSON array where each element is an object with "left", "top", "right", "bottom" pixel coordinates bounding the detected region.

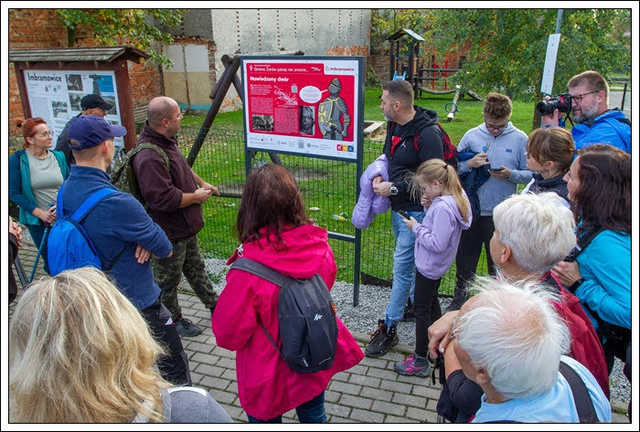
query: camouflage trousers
[{"left": 152, "top": 235, "right": 218, "bottom": 320}]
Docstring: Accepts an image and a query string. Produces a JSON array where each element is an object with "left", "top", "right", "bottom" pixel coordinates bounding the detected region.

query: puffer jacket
[
  {"left": 351, "top": 154, "right": 390, "bottom": 229},
  {"left": 212, "top": 224, "right": 364, "bottom": 421}
]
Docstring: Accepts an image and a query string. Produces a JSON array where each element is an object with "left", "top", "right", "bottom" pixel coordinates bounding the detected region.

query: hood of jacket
[
  {"left": 388, "top": 105, "right": 439, "bottom": 137},
  {"left": 226, "top": 224, "right": 332, "bottom": 280},
  {"left": 437, "top": 194, "right": 472, "bottom": 230}
]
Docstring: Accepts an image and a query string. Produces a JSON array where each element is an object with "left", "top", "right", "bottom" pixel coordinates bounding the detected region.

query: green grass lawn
[{"left": 182, "top": 87, "right": 537, "bottom": 289}]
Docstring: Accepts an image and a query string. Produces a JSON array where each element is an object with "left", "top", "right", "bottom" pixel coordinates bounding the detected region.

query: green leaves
[
  {"left": 56, "top": 9, "right": 186, "bottom": 68},
  {"left": 371, "top": 8, "right": 630, "bottom": 101}
]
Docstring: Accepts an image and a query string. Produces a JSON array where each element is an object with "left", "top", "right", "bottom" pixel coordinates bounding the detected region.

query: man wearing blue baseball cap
[{"left": 57, "top": 115, "right": 193, "bottom": 385}]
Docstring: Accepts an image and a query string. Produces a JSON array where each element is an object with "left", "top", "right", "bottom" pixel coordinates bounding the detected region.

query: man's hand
[
  {"left": 428, "top": 310, "right": 460, "bottom": 359},
  {"left": 135, "top": 245, "right": 152, "bottom": 264},
  {"left": 551, "top": 260, "right": 582, "bottom": 288},
  {"left": 201, "top": 181, "right": 220, "bottom": 196},
  {"left": 489, "top": 166, "right": 511, "bottom": 179},
  {"left": 194, "top": 187, "right": 214, "bottom": 203},
  {"left": 372, "top": 177, "right": 393, "bottom": 197},
  {"left": 467, "top": 152, "right": 489, "bottom": 169}
]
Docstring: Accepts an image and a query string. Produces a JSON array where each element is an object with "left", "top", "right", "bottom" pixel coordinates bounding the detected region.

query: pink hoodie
[{"left": 212, "top": 224, "right": 364, "bottom": 420}]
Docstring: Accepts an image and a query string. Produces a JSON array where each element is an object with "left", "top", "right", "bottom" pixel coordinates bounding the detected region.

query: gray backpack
[{"left": 231, "top": 257, "right": 338, "bottom": 373}]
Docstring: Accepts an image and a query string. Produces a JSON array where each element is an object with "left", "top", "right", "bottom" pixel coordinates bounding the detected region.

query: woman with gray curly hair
[{"left": 9, "top": 267, "right": 232, "bottom": 423}]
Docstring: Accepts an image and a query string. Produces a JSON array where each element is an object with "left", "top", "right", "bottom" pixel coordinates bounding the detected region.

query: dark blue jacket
[{"left": 59, "top": 165, "right": 172, "bottom": 310}]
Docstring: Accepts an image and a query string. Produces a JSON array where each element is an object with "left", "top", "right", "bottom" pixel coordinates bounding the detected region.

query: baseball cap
[
  {"left": 81, "top": 94, "right": 114, "bottom": 111},
  {"left": 68, "top": 115, "right": 127, "bottom": 150}
]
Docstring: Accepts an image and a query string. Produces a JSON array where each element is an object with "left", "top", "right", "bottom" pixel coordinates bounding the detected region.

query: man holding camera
[{"left": 541, "top": 70, "right": 630, "bottom": 154}]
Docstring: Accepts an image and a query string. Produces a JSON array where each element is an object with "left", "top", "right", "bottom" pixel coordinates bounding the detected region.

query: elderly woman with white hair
[
  {"left": 450, "top": 277, "right": 610, "bottom": 423},
  {"left": 431, "top": 192, "right": 609, "bottom": 422}
]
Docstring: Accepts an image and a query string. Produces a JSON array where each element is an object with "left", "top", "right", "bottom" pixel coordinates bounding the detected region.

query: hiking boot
[
  {"left": 365, "top": 320, "right": 399, "bottom": 358},
  {"left": 395, "top": 353, "right": 430, "bottom": 377},
  {"left": 400, "top": 298, "right": 416, "bottom": 322},
  {"left": 174, "top": 317, "right": 203, "bottom": 337}
]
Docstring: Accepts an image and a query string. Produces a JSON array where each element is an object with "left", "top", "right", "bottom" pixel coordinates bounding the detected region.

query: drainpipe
[{"left": 182, "top": 44, "right": 192, "bottom": 113}]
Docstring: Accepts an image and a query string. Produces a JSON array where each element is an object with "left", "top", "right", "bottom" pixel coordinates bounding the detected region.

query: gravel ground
[{"left": 203, "top": 257, "right": 630, "bottom": 410}]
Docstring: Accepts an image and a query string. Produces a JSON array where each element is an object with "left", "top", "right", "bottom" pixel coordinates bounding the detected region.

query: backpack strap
[
  {"left": 559, "top": 360, "right": 599, "bottom": 423},
  {"left": 230, "top": 257, "right": 294, "bottom": 359},
  {"left": 70, "top": 188, "right": 117, "bottom": 223},
  {"left": 112, "top": 142, "right": 170, "bottom": 184},
  {"left": 231, "top": 257, "right": 296, "bottom": 287}
]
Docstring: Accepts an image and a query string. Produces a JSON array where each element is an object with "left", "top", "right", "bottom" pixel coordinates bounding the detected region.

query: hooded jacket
[
  {"left": 383, "top": 106, "right": 444, "bottom": 212},
  {"left": 456, "top": 122, "right": 531, "bottom": 216},
  {"left": 351, "top": 154, "right": 390, "bottom": 229},
  {"left": 413, "top": 194, "right": 472, "bottom": 279},
  {"left": 571, "top": 109, "right": 630, "bottom": 154},
  {"left": 211, "top": 224, "right": 364, "bottom": 421}
]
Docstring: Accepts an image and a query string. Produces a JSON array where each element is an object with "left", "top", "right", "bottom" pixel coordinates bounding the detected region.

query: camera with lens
[{"left": 536, "top": 93, "right": 572, "bottom": 115}]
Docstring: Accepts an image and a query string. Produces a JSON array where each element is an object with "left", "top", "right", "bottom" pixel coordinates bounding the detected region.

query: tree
[
  {"left": 371, "top": 9, "right": 631, "bottom": 101},
  {"left": 56, "top": 9, "right": 185, "bottom": 68}
]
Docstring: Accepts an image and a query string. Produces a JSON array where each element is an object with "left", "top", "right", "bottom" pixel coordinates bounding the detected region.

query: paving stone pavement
[{"left": 10, "top": 234, "right": 630, "bottom": 424}]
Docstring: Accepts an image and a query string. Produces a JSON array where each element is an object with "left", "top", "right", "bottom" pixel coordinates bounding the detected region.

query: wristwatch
[{"left": 389, "top": 184, "right": 399, "bottom": 196}]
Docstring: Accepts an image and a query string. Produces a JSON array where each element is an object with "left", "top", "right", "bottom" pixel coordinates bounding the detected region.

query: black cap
[{"left": 81, "top": 94, "right": 113, "bottom": 111}]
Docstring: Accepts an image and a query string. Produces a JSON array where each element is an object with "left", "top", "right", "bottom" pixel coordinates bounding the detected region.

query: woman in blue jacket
[
  {"left": 9, "top": 118, "right": 69, "bottom": 255},
  {"left": 552, "top": 144, "right": 630, "bottom": 376}
]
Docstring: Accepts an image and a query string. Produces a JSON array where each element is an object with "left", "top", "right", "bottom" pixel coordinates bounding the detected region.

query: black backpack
[{"left": 230, "top": 257, "right": 338, "bottom": 373}]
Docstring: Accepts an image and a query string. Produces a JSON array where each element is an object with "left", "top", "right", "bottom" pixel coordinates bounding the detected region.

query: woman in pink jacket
[{"left": 212, "top": 163, "right": 364, "bottom": 423}]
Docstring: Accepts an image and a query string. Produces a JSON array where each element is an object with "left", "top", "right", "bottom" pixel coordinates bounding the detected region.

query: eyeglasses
[
  {"left": 570, "top": 89, "right": 599, "bottom": 103},
  {"left": 485, "top": 121, "right": 508, "bottom": 131},
  {"left": 36, "top": 131, "right": 52, "bottom": 137}
]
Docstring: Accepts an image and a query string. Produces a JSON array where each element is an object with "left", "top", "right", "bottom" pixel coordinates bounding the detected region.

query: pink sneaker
[{"left": 394, "top": 353, "right": 430, "bottom": 377}]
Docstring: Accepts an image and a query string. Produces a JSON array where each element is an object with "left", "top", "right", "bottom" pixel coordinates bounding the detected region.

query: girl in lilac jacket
[{"left": 394, "top": 159, "right": 472, "bottom": 377}]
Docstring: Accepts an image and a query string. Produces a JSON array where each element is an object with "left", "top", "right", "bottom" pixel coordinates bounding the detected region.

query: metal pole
[{"left": 555, "top": 9, "right": 564, "bottom": 33}]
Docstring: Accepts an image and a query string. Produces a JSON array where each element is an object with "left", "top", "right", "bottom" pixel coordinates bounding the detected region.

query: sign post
[{"left": 241, "top": 56, "right": 365, "bottom": 305}]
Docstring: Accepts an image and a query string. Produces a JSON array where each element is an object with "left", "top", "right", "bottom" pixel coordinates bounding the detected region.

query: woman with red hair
[{"left": 9, "top": 118, "right": 69, "bottom": 261}]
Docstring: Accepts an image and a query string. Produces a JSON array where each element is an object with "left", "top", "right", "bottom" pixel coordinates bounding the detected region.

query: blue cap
[{"left": 68, "top": 115, "right": 127, "bottom": 150}]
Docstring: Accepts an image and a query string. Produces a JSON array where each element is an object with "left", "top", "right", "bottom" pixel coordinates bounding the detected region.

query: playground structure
[{"left": 387, "top": 28, "right": 482, "bottom": 121}]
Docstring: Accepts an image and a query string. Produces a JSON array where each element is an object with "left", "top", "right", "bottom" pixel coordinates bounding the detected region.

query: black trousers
[
  {"left": 453, "top": 215, "right": 497, "bottom": 305},
  {"left": 140, "top": 297, "right": 192, "bottom": 386},
  {"left": 415, "top": 272, "right": 442, "bottom": 358}
]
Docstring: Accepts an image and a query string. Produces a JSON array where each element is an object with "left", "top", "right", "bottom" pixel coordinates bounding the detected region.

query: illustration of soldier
[{"left": 318, "top": 78, "right": 350, "bottom": 140}]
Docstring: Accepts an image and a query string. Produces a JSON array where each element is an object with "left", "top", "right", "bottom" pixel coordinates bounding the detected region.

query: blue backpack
[{"left": 46, "top": 183, "right": 117, "bottom": 276}]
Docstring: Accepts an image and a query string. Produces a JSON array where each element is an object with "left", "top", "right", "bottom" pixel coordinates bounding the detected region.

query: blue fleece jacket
[
  {"left": 59, "top": 165, "right": 172, "bottom": 310},
  {"left": 571, "top": 110, "right": 631, "bottom": 154},
  {"left": 575, "top": 230, "right": 631, "bottom": 330},
  {"left": 456, "top": 122, "right": 532, "bottom": 216}
]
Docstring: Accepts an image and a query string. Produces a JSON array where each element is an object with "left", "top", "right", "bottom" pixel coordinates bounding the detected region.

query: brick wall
[{"left": 8, "top": 9, "right": 163, "bottom": 139}]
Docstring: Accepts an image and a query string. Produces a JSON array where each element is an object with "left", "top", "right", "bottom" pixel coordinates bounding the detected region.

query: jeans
[
  {"left": 247, "top": 391, "right": 327, "bottom": 423},
  {"left": 385, "top": 210, "right": 425, "bottom": 328}
]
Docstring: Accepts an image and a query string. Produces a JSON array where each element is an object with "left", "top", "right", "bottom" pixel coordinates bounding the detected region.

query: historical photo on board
[
  {"left": 252, "top": 114, "right": 274, "bottom": 131},
  {"left": 299, "top": 105, "right": 315, "bottom": 135},
  {"left": 69, "top": 93, "right": 83, "bottom": 112},
  {"left": 51, "top": 100, "right": 69, "bottom": 118},
  {"left": 66, "top": 74, "right": 83, "bottom": 91}
]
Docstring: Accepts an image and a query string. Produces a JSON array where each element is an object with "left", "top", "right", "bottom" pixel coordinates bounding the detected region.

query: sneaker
[
  {"left": 400, "top": 299, "right": 416, "bottom": 322},
  {"left": 174, "top": 317, "right": 203, "bottom": 337},
  {"left": 365, "top": 320, "right": 399, "bottom": 358},
  {"left": 394, "top": 353, "right": 430, "bottom": 377}
]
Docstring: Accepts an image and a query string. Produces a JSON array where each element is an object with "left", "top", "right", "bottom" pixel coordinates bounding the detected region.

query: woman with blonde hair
[
  {"left": 394, "top": 159, "right": 472, "bottom": 376},
  {"left": 9, "top": 267, "right": 232, "bottom": 423}
]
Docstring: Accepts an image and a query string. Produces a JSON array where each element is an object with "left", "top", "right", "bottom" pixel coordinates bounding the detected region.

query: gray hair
[
  {"left": 492, "top": 192, "right": 576, "bottom": 274},
  {"left": 454, "top": 276, "right": 571, "bottom": 399}
]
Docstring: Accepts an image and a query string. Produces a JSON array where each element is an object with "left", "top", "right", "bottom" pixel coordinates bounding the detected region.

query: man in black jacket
[
  {"left": 366, "top": 80, "right": 444, "bottom": 358},
  {"left": 55, "top": 94, "right": 113, "bottom": 166}
]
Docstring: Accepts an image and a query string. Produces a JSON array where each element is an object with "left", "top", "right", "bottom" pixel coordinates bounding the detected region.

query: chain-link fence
[{"left": 175, "top": 125, "right": 491, "bottom": 295}]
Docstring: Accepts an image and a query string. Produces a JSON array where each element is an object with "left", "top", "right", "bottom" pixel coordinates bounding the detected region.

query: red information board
[{"left": 242, "top": 57, "right": 363, "bottom": 161}]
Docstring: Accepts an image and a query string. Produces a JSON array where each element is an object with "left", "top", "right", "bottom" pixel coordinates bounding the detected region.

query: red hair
[{"left": 16, "top": 117, "right": 47, "bottom": 148}]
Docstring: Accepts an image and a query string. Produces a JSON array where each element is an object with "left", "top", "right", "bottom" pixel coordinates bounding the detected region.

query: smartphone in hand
[
  {"left": 397, "top": 210, "right": 410, "bottom": 219},
  {"left": 490, "top": 167, "right": 505, "bottom": 172}
]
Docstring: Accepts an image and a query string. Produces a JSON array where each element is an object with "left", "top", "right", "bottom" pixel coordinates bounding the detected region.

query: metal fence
[{"left": 175, "top": 125, "right": 491, "bottom": 295}]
